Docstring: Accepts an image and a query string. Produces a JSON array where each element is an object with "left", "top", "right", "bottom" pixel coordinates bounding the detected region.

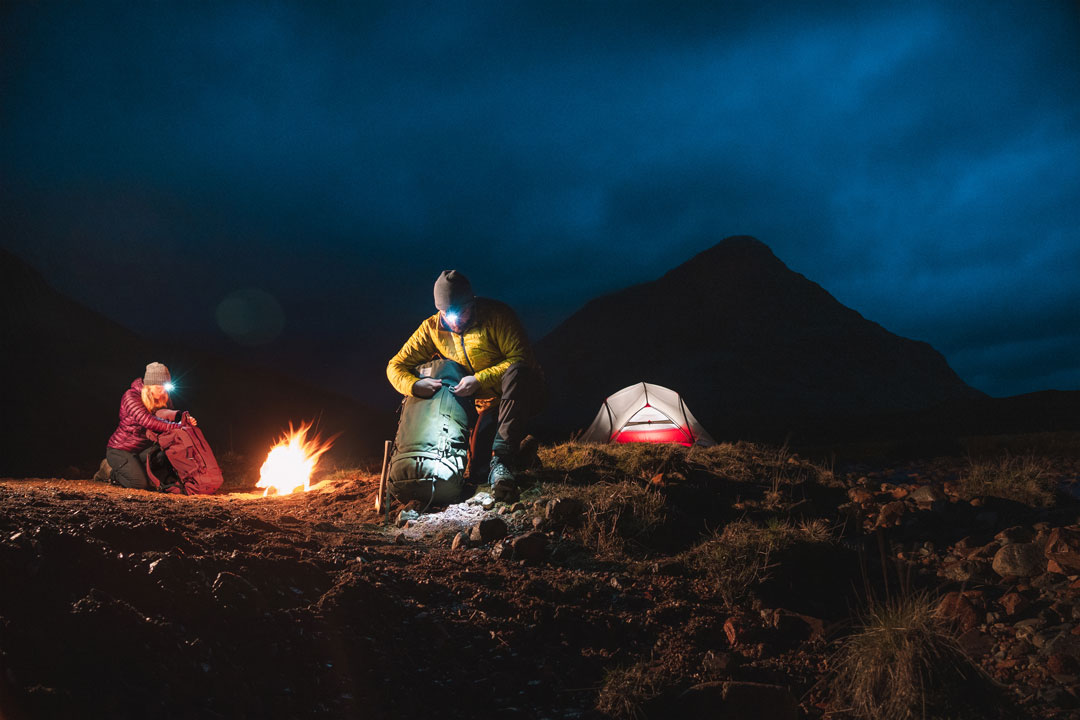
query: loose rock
[
  {"left": 992, "top": 543, "right": 1045, "bottom": 578},
  {"left": 470, "top": 516, "right": 508, "bottom": 544}
]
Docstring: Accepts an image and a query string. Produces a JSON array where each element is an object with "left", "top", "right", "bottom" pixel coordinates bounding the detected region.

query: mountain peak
[{"left": 536, "top": 236, "right": 983, "bottom": 439}]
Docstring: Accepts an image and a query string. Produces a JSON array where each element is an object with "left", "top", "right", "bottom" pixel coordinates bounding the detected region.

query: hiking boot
[
  {"left": 92, "top": 458, "right": 112, "bottom": 483},
  {"left": 489, "top": 456, "right": 520, "bottom": 502},
  {"left": 488, "top": 456, "right": 516, "bottom": 486}
]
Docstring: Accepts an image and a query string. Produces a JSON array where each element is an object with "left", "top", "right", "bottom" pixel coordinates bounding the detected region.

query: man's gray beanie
[
  {"left": 433, "top": 270, "right": 474, "bottom": 311},
  {"left": 143, "top": 362, "right": 171, "bottom": 386}
]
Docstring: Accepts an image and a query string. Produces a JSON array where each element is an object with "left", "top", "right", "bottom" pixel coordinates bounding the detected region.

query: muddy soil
[{"left": 1, "top": 453, "right": 1079, "bottom": 719}]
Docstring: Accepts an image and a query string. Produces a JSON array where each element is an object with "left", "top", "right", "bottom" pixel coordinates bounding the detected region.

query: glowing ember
[{"left": 257, "top": 422, "right": 334, "bottom": 497}]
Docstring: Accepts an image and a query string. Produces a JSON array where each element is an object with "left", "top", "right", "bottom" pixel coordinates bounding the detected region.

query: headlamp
[
  {"left": 164, "top": 382, "right": 175, "bottom": 392},
  {"left": 444, "top": 311, "right": 459, "bottom": 325}
]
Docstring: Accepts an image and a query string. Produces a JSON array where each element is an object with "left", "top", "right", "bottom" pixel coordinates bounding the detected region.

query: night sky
[{"left": 2, "top": 1, "right": 1078, "bottom": 405}]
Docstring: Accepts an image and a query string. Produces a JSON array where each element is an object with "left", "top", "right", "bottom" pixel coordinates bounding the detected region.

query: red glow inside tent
[
  {"left": 581, "top": 382, "right": 715, "bottom": 447},
  {"left": 613, "top": 427, "right": 693, "bottom": 446}
]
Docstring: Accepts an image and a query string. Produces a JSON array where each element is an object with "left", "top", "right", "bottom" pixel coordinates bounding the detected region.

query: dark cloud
[{"left": 2, "top": 0, "right": 1077, "bottom": 400}]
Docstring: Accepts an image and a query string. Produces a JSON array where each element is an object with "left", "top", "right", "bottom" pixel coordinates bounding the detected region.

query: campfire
[{"left": 256, "top": 422, "right": 334, "bottom": 497}]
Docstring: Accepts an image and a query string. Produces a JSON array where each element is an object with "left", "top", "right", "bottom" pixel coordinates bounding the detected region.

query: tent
[{"left": 581, "top": 382, "right": 716, "bottom": 447}]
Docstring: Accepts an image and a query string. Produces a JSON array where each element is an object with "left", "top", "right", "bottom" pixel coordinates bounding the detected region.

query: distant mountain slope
[
  {"left": 0, "top": 249, "right": 394, "bottom": 477},
  {"left": 535, "top": 236, "right": 985, "bottom": 438}
]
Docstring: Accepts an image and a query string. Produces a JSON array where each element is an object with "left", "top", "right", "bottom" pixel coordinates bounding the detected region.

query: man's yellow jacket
[{"left": 386, "top": 298, "right": 536, "bottom": 412}]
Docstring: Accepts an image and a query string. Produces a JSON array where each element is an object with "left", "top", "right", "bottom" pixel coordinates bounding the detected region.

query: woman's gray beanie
[{"left": 143, "top": 362, "right": 171, "bottom": 386}]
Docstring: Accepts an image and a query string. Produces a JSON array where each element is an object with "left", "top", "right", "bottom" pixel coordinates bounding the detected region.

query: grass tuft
[
  {"left": 827, "top": 592, "right": 996, "bottom": 720},
  {"left": 682, "top": 519, "right": 832, "bottom": 606},
  {"left": 956, "top": 454, "right": 1055, "bottom": 507},
  {"left": 545, "top": 480, "right": 667, "bottom": 558},
  {"left": 595, "top": 661, "right": 660, "bottom": 719}
]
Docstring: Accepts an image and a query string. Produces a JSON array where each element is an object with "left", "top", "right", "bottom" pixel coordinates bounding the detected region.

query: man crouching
[{"left": 386, "top": 270, "right": 545, "bottom": 496}]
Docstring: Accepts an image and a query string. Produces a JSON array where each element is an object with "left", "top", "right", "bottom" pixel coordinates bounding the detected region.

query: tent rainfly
[{"left": 581, "top": 382, "right": 716, "bottom": 447}]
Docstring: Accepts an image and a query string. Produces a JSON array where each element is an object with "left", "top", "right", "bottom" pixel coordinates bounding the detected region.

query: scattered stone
[
  {"left": 1045, "top": 527, "right": 1080, "bottom": 574},
  {"left": 545, "top": 497, "right": 585, "bottom": 526},
  {"left": 491, "top": 478, "right": 519, "bottom": 503},
  {"left": 995, "top": 526, "right": 1035, "bottom": 544},
  {"left": 938, "top": 592, "right": 980, "bottom": 632},
  {"left": 531, "top": 516, "right": 545, "bottom": 531},
  {"left": 847, "top": 488, "right": 873, "bottom": 504},
  {"left": 999, "top": 592, "right": 1029, "bottom": 617},
  {"left": 396, "top": 510, "right": 419, "bottom": 528},
  {"left": 451, "top": 532, "right": 468, "bottom": 551},
  {"left": 394, "top": 532, "right": 406, "bottom": 545},
  {"left": 724, "top": 615, "right": 755, "bottom": 647},
  {"left": 510, "top": 531, "right": 547, "bottom": 561},
  {"left": 702, "top": 651, "right": 740, "bottom": 674},
  {"left": 992, "top": 543, "right": 1045, "bottom": 578},
  {"left": 910, "top": 485, "right": 945, "bottom": 504},
  {"left": 466, "top": 492, "right": 493, "bottom": 506},
  {"left": 876, "top": 501, "right": 906, "bottom": 528},
  {"left": 470, "top": 516, "right": 508, "bottom": 544},
  {"left": 313, "top": 521, "right": 340, "bottom": 532}
]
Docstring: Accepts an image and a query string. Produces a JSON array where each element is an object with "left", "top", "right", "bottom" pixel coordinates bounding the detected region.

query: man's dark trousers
[{"left": 468, "top": 362, "right": 545, "bottom": 485}]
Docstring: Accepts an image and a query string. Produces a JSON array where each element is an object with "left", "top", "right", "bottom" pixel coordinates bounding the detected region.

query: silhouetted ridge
[{"left": 535, "top": 235, "right": 985, "bottom": 441}]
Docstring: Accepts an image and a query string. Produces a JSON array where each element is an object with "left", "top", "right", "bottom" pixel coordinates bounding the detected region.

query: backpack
[
  {"left": 388, "top": 359, "right": 476, "bottom": 507},
  {"left": 146, "top": 414, "right": 224, "bottom": 495}
]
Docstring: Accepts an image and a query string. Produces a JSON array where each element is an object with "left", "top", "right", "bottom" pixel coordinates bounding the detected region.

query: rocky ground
[{"left": 2, "top": 439, "right": 1080, "bottom": 719}]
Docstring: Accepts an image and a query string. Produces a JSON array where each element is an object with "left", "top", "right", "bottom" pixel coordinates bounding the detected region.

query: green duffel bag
[{"left": 388, "top": 359, "right": 477, "bottom": 507}]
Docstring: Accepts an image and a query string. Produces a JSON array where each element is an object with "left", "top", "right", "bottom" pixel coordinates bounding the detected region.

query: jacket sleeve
[
  {"left": 387, "top": 318, "right": 438, "bottom": 397},
  {"left": 122, "top": 392, "right": 179, "bottom": 433},
  {"left": 473, "top": 307, "right": 531, "bottom": 393}
]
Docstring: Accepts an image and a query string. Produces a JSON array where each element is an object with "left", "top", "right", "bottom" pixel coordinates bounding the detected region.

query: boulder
[
  {"left": 992, "top": 543, "right": 1045, "bottom": 578},
  {"left": 470, "top": 516, "right": 508, "bottom": 544}
]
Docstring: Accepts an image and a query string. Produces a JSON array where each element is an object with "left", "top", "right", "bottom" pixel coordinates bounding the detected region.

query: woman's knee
[{"left": 106, "top": 450, "right": 149, "bottom": 489}]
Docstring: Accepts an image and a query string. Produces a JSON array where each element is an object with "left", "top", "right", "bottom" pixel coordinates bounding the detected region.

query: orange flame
[{"left": 257, "top": 422, "right": 334, "bottom": 497}]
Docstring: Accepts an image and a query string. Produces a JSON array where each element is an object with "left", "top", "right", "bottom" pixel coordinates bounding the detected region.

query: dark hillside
[
  {"left": 536, "top": 236, "right": 985, "bottom": 440},
  {"left": 0, "top": 249, "right": 394, "bottom": 477}
]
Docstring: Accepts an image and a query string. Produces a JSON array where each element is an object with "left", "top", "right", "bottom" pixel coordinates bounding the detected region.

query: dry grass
[
  {"left": 682, "top": 518, "right": 832, "bottom": 607},
  {"left": 546, "top": 480, "right": 667, "bottom": 558},
  {"left": 827, "top": 592, "right": 994, "bottom": 720},
  {"left": 538, "top": 440, "right": 834, "bottom": 488},
  {"left": 956, "top": 454, "right": 1056, "bottom": 507},
  {"left": 595, "top": 661, "right": 660, "bottom": 720}
]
